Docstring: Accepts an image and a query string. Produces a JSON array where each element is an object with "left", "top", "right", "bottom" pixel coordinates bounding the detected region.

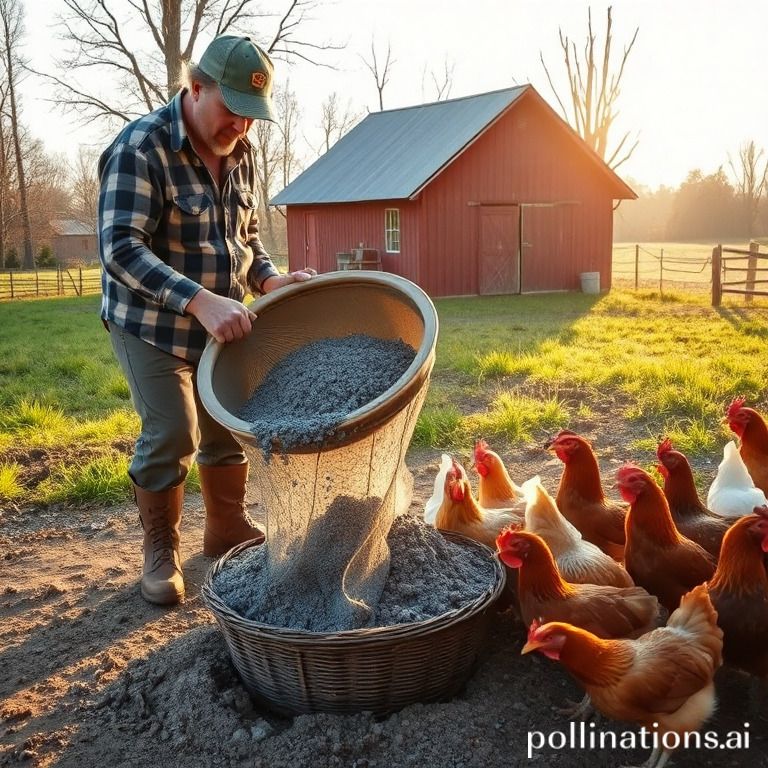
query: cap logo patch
[{"left": 251, "top": 72, "right": 267, "bottom": 89}]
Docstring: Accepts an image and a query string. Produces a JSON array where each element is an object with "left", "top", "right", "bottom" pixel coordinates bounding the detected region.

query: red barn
[{"left": 271, "top": 85, "right": 636, "bottom": 297}]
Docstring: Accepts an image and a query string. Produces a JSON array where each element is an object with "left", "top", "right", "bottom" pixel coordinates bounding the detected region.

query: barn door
[
  {"left": 478, "top": 207, "right": 519, "bottom": 295},
  {"left": 304, "top": 212, "right": 319, "bottom": 270}
]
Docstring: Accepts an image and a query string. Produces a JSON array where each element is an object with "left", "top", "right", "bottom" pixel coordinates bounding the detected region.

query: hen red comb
[
  {"left": 727, "top": 396, "right": 747, "bottom": 418},
  {"left": 527, "top": 618, "right": 543, "bottom": 640},
  {"left": 474, "top": 438, "right": 489, "bottom": 459},
  {"left": 617, "top": 462, "right": 645, "bottom": 483},
  {"left": 657, "top": 437, "right": 674, "bottom": 459},
  {"left": 495, "top": 523, "right": 520, "bottom": 547}
]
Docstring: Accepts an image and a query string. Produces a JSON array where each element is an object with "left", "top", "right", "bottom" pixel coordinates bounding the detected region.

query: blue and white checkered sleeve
[{"left": 98, "top": 144, "right": 201, "bottom": 314}]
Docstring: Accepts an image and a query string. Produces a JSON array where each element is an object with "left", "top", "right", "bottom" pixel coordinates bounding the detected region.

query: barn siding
[
  {"left": 286, "top": 201, "right": 420, "bottom": 279},
  {"left": 418, "top": 91, "right": 616, "bottom": 296},
  {"left": 283, "top": 89, "right": 623, "bottom": 297}
]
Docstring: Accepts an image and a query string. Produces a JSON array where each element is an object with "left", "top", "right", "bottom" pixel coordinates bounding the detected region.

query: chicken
[
  {"left": 521, "top": 584, "right": 723, "bottom": 768},
  {"left": 520, "top": 477, "right": 633, "bottom": 588},
  {"left": 706, "top": 440, "right": 768, "bottom": 518},
  {"left": 726, "top": 396, "right": 768, "bottom": 495},
  {"left": 425, "top": 454, "right": 523, "bottom": 548},
  {"left": 656, "top": 437, "right": 732, "bottom": 557},
  {"left": 496, "top": 528, "right": 659, "bottom": 639},
  {"left": 473, "top": 438, "right": 525, "bottom": 510},
  {"left": 424, "top": 453, "right": 453, "bottom": 526},
  {"left": 546, "top": 430, "right": 626, "bottom": 560},
  {"left": 706, "top": 508, "right": 768, "bottom": 681},
  {"left": 618, "top": 464, "right": 716, "bottom": 613}
]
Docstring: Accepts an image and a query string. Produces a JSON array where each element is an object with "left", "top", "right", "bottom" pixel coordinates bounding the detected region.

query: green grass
[
  {"left": 430, "top": 288, "right": 768, "bottom": 458},
  {"left": 0, "top": 462, "right": 24, "bottom": 501},
  {"left": 2, "top": 288, "right": 768, "bottom": 507}
]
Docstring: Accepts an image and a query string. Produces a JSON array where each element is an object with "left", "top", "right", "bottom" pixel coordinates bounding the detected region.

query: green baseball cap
[{"left": 198, "top": 35, "right": 276, "bottom": 122}]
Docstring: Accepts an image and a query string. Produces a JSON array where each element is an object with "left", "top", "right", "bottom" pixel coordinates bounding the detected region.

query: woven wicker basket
[{"left": 201, "top": 531, "right": 506, "bottom": 717}]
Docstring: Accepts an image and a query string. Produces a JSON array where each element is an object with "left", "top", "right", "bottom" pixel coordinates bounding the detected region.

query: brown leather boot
[
  {"left": 199, "top": 463, "right": 265, "bottom": 557},
  {"left": 133, "top": 482, "right": 185, "bottom": 605}
]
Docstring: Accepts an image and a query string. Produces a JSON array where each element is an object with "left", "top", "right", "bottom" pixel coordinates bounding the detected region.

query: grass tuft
[
  {"left": 0, "top": 462, "right": 24, "bottom": 500},
  {"left": 36, "top": 453, "right": 133, "bottom": 505},
  {"left": 467, "top": 391, "right": 570, "bottom": 443},
  {"left": 413, "top": 405, "right": 465, "bottom": 448}
]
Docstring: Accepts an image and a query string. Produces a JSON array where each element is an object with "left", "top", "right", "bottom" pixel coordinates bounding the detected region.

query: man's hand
[
  {"left": 262, "top": 268, "right": 317, "bottom": 293},
  {"left": 185, "top": 289, "right": 257, "bottom": 344}
]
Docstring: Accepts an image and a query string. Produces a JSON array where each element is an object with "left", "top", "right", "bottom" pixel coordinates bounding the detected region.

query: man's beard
[{"left": 210, "top": 137, "right": 239, "bottom": 157}]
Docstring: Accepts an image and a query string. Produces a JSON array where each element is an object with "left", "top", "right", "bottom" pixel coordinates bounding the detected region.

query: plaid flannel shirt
[{"left": 97, "top": 91, "right": 279, "bottom": 362}]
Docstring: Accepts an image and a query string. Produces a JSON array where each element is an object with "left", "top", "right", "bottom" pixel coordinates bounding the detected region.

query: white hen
[
  {"left": 706, "top": 440, "right": 768, "bottom": 518},
  {"left": 424, "top": 453, "right": 524, "bottom": 548},
  {"left": 521, "top": 477, "right": 634, "bottom": 588},
  {"left": 424, "top": 453, "right": 453, "bottom": 525}
]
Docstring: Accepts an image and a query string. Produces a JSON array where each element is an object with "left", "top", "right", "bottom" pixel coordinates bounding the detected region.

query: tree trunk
[
  {"left": 162, "top": 0, "right": 182, "bottom": 99},
  {"left": 1, "top": 4, "right": 32, "bottom": 269},
  {"left": 0, "top": 113, "right": 6, "bottom": 269}
]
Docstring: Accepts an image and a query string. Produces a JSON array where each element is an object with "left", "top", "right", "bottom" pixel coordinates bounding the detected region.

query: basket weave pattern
[{"left": 202, "top": 531, "right": 506, "bottom": 716}]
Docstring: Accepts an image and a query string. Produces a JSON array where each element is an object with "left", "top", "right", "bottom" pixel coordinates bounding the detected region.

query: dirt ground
[{"left": 1, "top": 446, "right": 766, "bottom": 768}]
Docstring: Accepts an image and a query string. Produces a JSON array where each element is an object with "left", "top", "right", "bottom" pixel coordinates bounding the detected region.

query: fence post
[
  {"left": 57, "top": 266, "right": 62, "bottom": 296},
  {"left": 711, "top": 245, "right": 722, "bottom": 307},
  {"left": 746, "top": 241, "right": 758, "bottom": 304},
  {"left": 9, "top": 270, "right": 13, "bottom": 299},
  {"left": 635, "top": 244, "right": 639, "bottom": 289},
  {"left": 35, "top": 270, "right": 39, "bottom": 297},
  {"left": 659, "top": 248, "right": 664, "bottom": 294},
  {"left": 79, "top": 267, "right": 83, "bottom": 296}
]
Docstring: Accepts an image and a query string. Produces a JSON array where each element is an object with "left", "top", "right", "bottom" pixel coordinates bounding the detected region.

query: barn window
[{"left": 384, "top": 209, "right": 400, "bottom": 253}]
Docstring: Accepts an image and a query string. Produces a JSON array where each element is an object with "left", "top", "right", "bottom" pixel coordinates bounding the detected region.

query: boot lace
[{"left": 147, "top": 520, "right": 177, "bottom": 570}]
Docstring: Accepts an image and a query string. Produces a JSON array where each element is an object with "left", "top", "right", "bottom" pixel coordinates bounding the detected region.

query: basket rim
[
  {"left": 201, "top": 529, "right": 506, "bottom": 645},
  {"left": 196, "top": 272, "right": 439, "bottom": 454}
]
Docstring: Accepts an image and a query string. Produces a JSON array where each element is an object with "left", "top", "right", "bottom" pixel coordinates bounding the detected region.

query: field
[{"left": 1, "top": 288, "right": 768, "bottom": 766}]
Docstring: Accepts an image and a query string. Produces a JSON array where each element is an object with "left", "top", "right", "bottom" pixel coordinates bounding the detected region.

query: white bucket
[{"left": 580, "top": 271, "right": 600, "bottom": 294}]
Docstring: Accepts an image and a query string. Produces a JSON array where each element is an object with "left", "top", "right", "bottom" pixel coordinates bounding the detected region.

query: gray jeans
[{"left": 108, "top": 322, "right": 245, "bottom": 491}]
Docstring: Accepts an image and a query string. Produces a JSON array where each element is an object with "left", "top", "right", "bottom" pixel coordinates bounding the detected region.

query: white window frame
[{"left": 384, "top": 208, "right": 400, "bottom": 253}]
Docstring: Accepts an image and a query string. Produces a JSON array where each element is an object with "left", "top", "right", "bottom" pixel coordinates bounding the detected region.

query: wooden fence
[
  {"left": 711, "top": 243, "right": 768, "bottom": 306},
  {"left": 0, "top": 267, "right": 102, "bottom": 301},
  {"left": 612, "top": 244, "right": 711, "bottom": 293}
]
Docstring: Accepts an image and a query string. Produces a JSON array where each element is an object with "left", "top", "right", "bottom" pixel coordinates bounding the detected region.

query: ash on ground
[
  {"left": 236, "top": 334, "right": 416, "bottom": 455},
  {"left": 213, "top": 514, "right": 498, "bottom": 631}
]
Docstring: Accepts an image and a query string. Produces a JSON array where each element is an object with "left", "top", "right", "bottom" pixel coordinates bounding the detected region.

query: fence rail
[
  {"left": 711, "top": 243, "right": 768, "bottom": 305},
  {"left": 612, "top": 244, "right": 712, "bottom": 293},
  {"left": 0, "top": 267, "right": 101, "bottom": 301}
]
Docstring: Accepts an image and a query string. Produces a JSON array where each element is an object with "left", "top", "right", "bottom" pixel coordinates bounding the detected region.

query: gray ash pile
[
  {"left": 213, "top": 514, "right": 497, "bottom": 632},
  {"left": 236, "top": 334, "right": 416, "bottom": 455}
]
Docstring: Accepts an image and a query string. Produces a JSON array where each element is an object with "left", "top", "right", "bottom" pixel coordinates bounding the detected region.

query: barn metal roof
[
  {"left": 50, "top": 219, "right": 97, "bottom": 236},
  {"left": 271, "top": 86, "right": 529, "bottom": 205}
]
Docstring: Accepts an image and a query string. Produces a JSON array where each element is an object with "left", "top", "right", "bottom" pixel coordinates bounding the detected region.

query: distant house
[
  {"left": 271, "top": 85, "right": 636, "bottom": 297},
  {"left": 50, "top": 219, "right": 98, "bottom": 267}
]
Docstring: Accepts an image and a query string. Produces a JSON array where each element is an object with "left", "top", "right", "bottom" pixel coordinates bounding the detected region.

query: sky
[{"left": 16, "top": 0, "right": 768, "bottom": 192}]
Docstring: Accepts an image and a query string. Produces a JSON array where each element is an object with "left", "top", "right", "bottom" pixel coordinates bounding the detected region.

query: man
[{"left": 97, "top": 34, "right": 315, "bottom": 607}]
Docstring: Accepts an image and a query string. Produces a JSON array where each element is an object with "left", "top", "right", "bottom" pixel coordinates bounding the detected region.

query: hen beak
[{"left": 521, "top": 639, "right": 543, "bottom": 655}]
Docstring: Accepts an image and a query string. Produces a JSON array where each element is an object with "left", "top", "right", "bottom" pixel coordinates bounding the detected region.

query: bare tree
[
  {"left": 728, "top": 140, "right": 768, "bottom": 239},
  {"left": 33, "top": 0, "right": 337, "bottom": 132},
  {"left": 250, "top": 83, "right": 298, "bottom": 252},
  {"left": 68, "top": 145, "right": 101, "bottom": 225},
  {"left": 540, "top": 5, "right": 639, "bottom": 170},
  {"left": 0, "top": 0, "right": 32, "bottom": 268},
  {"left": 316, "top": 91, "right": 359, "bottom": 154},
  {"left": 0, "top": 84, "right": 9, "bottom": 268},
  {"left": 276, "top": 85, "right": 300, "bottom": 189},
  {"left": 24, "top": 144, "right": 71, "bottom": 258},
  {"left": 362, "top": 38, "right": 393, "bottom": 111},
  {"left": 421, "top": 57, "right": 455, "bottom": 102}
]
